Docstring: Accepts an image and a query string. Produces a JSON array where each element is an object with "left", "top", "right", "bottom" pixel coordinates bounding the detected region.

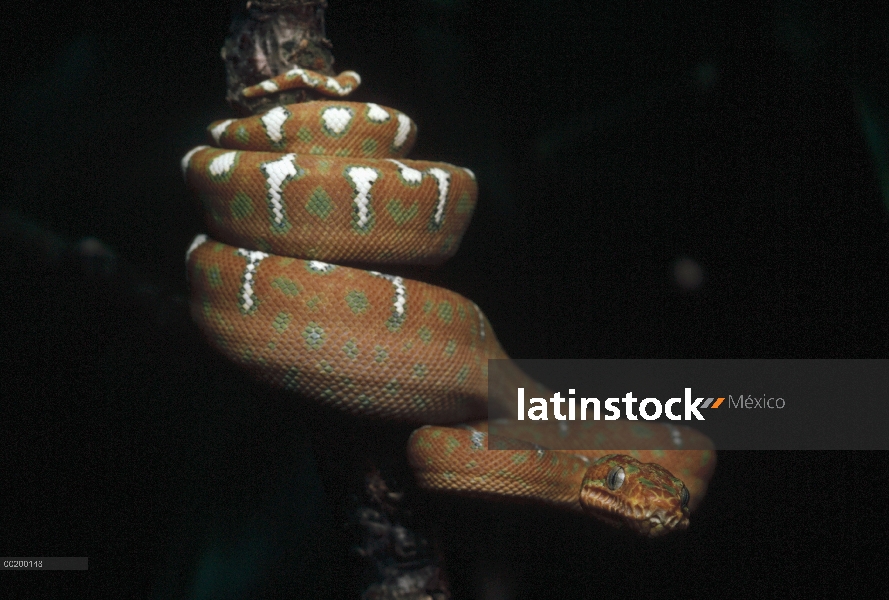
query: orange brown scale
[
  {"left": 208, "top": 101, "right": 418, "bottom": 157},
  {"left": 187, "top": 239, "right": 505, "bottom": 422},
  {"left": 185, "top": 149, "right": 476, "bottom": 265},
  {"left": 183, "top": 67, "right": 716, "bottom": 536}
]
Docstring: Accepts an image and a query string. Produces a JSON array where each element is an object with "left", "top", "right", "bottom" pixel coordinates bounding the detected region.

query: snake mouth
[
  {"left": 641, "top": 509, "right": 690, "bottom": 538},
  {"left": 580, "top": 490, "right": 690, "bottom": 537}
]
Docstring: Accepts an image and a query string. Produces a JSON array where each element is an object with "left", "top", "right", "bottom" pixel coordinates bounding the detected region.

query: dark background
[{"left": 2, "top": 0, "right": 887, "bottom": 597}]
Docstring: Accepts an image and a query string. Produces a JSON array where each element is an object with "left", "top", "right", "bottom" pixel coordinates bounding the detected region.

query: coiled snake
[{"left": 182, "top": 67, "right": 716, "bottom": 537}]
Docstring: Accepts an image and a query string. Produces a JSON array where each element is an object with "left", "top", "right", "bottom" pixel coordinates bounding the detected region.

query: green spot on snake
[
  {"left": 235, "top": 126, "right": 249, "bottom": 143},
  {"left": 511, "top": 454, "right": 528, "bottom": 465},
  {"left": 412, "top": 364, "right": 428, "bottom": 379},
  {"left": 383, "top": 379, "right": 401, "bottom": 396},
  {"left": 444, "top": 340, "right": 457, "bottom": 357},
  {"left": 386, "top": 199, "right": 419, "bottom": 225},
  {"left": 374, "top": 345, "right": 388, "bottom": 363},
  {"left": 317, "top": 360, "right": 334, "bottom": 374},
  {"left": 345, "top": 290, "right": 369, "bottom": 314},
  {"left": 272, "top": 312, "right": 292, "bottom": 334},
  {"left": 437, "top": 302, "right": 453, "bottom": 324},
  {"left": 342, "top": 339, "right": 359, "bottom": 360},
  {"left": 440, "top": 235, "right": 455, "bottom": 255},
  {"left": 456, "top": 365, "right": 469, "bottom": 384},
  {"left": 230, "top": 191, "right": 254, "bottom": 219},
  {"left": 361, "top": 138, "right": 378, "bottom": 155},
  {"left": 271, "top": 277, "right": 302, "bottom": 296},
  {"left": 418, "top": 326, "right": 432, "bottom": 344},
  {"left": 310, "top": 146, "right": 326, "bottom": 155},
  {"left": 281, "top": 366, "right": 300, "bottom": 390},
  {"left": 207, "top": 265, "right": 222, "bottom": 288},
  {"left": 306, "top": 295, "right": 323, "bottom": 311},
  {"left": 297, "top": 126, "right": 313, "bottom": 143},
  {"left": 423, "top": 300, "right": 433, "bottom": 313},
  {"left": 445, "top": 436, "right": 460, "bottom": 455},
  {"left": 302, "top": 322, "right": 325, "bottom": 350},
  {"left": 456, "top": 191, "right": 473, "bottom": 214},
  {"left": 631, "top": 424, "right": 654, "bottom": 439},
  {"left": 306, "top": 186, "right": 334, "bottom": 220}
]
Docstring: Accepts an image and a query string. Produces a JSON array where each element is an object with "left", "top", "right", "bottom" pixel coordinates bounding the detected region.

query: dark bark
[{"left": 222, "top": 0, "right": 336, "bottom": 115}]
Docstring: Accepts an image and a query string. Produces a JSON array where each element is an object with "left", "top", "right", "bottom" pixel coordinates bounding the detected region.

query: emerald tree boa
[{"left": 182, "top": 67, "right": 715, "bottom": 537}]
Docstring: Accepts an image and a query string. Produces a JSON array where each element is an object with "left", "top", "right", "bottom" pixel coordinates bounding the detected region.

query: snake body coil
[{"left": 183, "top": 67, "right": 715, "bottom": 537}]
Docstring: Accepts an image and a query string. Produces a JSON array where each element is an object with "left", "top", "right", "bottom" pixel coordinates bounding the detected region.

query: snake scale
[{"left": 182, "top": 67, "right": 716, "bottom": 537}]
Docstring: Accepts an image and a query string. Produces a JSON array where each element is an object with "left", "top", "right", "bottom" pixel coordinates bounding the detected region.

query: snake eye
[
  {"left": 606, "top": 466, "right": 625, "bottom": 491},
  {"left": 680, "top": 486, "right": 690, "bottom": 509}
]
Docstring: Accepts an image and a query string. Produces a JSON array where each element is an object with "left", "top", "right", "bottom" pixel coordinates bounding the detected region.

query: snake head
[{"left": 579, "top": 454, "right": 690, "bottom": 538}]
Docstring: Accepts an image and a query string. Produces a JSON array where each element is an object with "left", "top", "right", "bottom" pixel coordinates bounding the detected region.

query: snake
[{"left": 182, "top": 66, "right": 716, "bottom": 537}]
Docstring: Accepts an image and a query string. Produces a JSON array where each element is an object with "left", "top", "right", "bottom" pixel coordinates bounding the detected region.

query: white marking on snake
[
  {"left": 180, "top": 145, "right": 209, "bottom": 180},
  {"left": 665, "top": 424, "right": 684, "bottom": 448},
  {"left": 261, "top": 154, "right": 297, "bottom": 226},
  {"left": 394, "top": 114, "right": 411, "bottom": 149},
  {"left": 463, "top": 167, "right": 476, "bottom": 180},
  {"left": 284, "top": 67, "right": 311, "bottom": 83},
  {"left": 386, "top": 159, "right": 423, "bottom": 184},
  {"left": 369, "top": 271, "right": 407, "bottom": 316},
  {"left": 469, "top": 430, "right": 485, "bottom": 450},
  {"left": 185, "top": 233, "right": 208, "bottom": 264},
  {"left": 321, "top": 107, "right": 353, "bottom": 134},
  {"left": 426, "top": 168, "right": 450, "bottom": 225},
  {"left": 366, "top": 103, "right": 390, "bottom": 123},
  {"left": 308, "top": 260, "right": 335, "bottom": 273},
  {"left": 472, "top": 303, "right": 486, "bottom": 341},
  {"left": 573, "top": 454, "right": 592, "bottom": 465},
  {"left": 235, "top": 248, "right": 269, "bottom": 313},
  {"left": 210, "top": 120, "right": 234, "bottom": 144},
  {"left": 209, "top": 152, "right": 238, "bottom": 177},
  {"left": 345, "top": 167, "right": 378, "bottom": 230},
  {"left": 324, "top": 73, "right": 357, "bottom": 96},
  {"left": 259, "top": 80, "right": 279, "bottom": 93},
  {"left": 261, "top": 106, "right": 291, "bottom": 144}
]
